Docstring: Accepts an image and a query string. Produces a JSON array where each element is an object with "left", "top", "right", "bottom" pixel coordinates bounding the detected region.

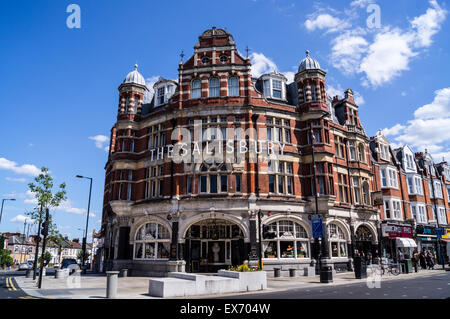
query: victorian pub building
[{"left": 98, "top": 27, "right": 447, "bottom": 276}]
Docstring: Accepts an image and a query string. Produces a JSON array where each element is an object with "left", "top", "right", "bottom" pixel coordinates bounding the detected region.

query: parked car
[
  {"left": 61, "top": 259, "right": 78, "bottom": 269},
  {"left": 53, "top": 263, "right": 61, "bottom": 268},
  {"left": 18, "top": 262, "right": 30, "bottom": 270}
]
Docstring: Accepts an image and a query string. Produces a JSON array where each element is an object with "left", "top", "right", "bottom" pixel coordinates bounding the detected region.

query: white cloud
[
  {"left": 0, "top": 158, "right": 41, "bottom": 177},
  {"left": 331, "top": 31, "right": 368, "bottom": 74},
  {"left": 414, "top": 87, "right": 450, "bottom": 119},
  {"left": 315, "top": 1, "right": 447, "bottom": 87},
  {"left": 250, "top": 53, "right": 296, "bottom": 84},
  {"left": 411, "top": 0, "right": 447, "bottom": 48},
  {"left": 250, "top": 53, "right": 278, "bottom": 78},
  {"left": 282, "top": 71, "right": 295, "bottom": 84},
  {"left": 305, "top": 14, "right": 350, "bottom": 33},
  {"left": 5, "top": 177, "right": 27, "bottom": 183},
  {"left": 350, "top": 0, "right": 374, "bottom": 8},
  {"left": 10, "top": 214, "right": 34, "bottom": 224},
  {"left": 354, "top": 91, "right": 365, "bottom": 105},
  {"left": 381, "top": 124, "right": 406, "bottom": 137},
  {"left": 89, "top": 135, "right": 109, "bottom": 152},
  {"left": 383, "top": 87, "right": 450, "bottom": 160},
  {"left": 326, "top": 83, "right": 344, "bottom": 99},
  {"left": 56, "top": 200, "right": 86, "bottom": 215},
  {"left": 359, "top": 29, "right": 416, "bottom": 87}
]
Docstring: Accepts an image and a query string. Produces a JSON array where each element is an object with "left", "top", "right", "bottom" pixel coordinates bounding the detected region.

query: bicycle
[{"left": 380, "top": 263, "right": 400, "bottom": 276}]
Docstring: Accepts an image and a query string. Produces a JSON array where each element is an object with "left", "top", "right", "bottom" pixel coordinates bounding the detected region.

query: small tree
[
  {"left": 27, "top": 167, "right": 67, "bottom": 277},
  {"left": 38, "top": 251, "right": 52, "bottom": 266},
  {"left": 0, "top": 250, "right": 13, "bottom": 268}
]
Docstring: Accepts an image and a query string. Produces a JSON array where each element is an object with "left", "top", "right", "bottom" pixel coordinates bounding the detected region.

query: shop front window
[
  {"left": 262, "top": 220, "right": 310, "bottom": 259},
  {"left": 134, "top": 222, "right": 171, "bottom": 259},
  {"left": 264, "top": 241, "right": 277, "bottom": 258}
]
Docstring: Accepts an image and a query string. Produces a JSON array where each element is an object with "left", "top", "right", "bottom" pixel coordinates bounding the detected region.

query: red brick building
[
  {"left": 99, "top": 27, "right": 387, "bottom": 276},
  {"left": 369, "top": 133, "right": 450, "bottom": 264}
]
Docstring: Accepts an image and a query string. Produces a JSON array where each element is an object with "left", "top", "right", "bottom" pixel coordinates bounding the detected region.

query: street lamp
[
  {"left": 76, "top": 175, "right": 92, "bottom": 274},
  {"left": 0, "top": 198, "right": 16, "bottom": 226}
]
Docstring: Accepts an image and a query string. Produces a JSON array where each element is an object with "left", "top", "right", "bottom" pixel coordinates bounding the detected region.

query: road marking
[
  {"left": 402, "top": 295, "right": 407, "bottom": 297},
  {"left": 437, "top": 288, "right": 442, "bottom": 290},
  {"left": 7, "top": 277, "right": 17, "bottom": 291}
]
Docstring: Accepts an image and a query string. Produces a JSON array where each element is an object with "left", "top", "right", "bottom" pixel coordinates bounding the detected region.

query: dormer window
[
  {"left": 157, "top": 87, "right": 165, "bottom": 105},
  {"left": 261, "top": 74, "right": 287, "bottom": 100},
  {"left": 272, "top": 80, "right": 282, "bottom": 98},
  {"left": 154, "top": 82, "right": 175, "bottom": 106}
]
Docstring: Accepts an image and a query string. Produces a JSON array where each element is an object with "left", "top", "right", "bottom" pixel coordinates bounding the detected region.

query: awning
[{"left": 395, "top": 237, "right": 417, "bottom": 248}]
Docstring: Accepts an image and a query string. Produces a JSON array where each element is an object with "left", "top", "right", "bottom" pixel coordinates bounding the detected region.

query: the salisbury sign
[{"left": 147, "top": 121, "right": 288, "bottom": 164}]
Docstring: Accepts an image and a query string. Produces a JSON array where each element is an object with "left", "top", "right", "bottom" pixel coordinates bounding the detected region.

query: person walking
[
  {"left": 412, "top": 250, "right": 419, "bottom": 273},
  {"left": 425, "top": 251, "right": 434, "bottom": 270},
  {"left": 419, "top": 251, "right": 426, "bottom": 269}
]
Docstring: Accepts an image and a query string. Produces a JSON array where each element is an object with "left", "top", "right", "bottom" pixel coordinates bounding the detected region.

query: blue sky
[{"left": 1, "top": 0, "right": 449, "bottom": 239}]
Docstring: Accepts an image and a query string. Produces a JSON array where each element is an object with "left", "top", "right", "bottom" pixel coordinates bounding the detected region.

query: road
[
  {"left": 0, "top": 268, "right": 55, "bottom": 299},
  {"left": 217, "top": 272, "right": 450, "bottom": 299}
]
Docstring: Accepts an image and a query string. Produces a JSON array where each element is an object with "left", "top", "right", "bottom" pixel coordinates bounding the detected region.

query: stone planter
[{"left": 217, "top": 270, "right": 267, "bottom": 292}]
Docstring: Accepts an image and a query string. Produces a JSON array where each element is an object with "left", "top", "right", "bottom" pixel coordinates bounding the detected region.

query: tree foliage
[{"left": 26, "top": 167, "right": 67, "bottom": 244}]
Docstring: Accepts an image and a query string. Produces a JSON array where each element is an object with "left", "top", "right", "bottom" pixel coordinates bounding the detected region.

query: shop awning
[{"left": 395, "top": 237, "right": 417, "bottom": 248}]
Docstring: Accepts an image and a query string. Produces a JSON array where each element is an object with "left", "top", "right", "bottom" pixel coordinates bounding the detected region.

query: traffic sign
[{"left": 312, "top": 215, "right": 323, "bottom": 238}]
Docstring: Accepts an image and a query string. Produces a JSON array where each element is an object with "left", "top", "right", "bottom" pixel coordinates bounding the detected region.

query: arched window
[
  {"left": 134, "top": 222, "right": 170, "bottom": 259},
  {"left": 228, "top": 76, "right": 239, "bottom": 97},
  {"left": 328, "top": 223, "right": 347, "bottom": 257},
  {"left": 191, "top": 79, "right": 201, "bottom": 99},
  {"left": 263, "top": 220, "right": 310, "bottom": 259},
  {"left": 209, "top": 77, "right": 220, "bottom": 97},
  {"left": 199, "top": 163, "right": 228, "bottom": 194}
]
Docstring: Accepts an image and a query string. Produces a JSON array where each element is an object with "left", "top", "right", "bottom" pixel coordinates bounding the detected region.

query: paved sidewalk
[
  {"left": 13, "top": 268, "right": 447, "bottom": 299},
  {"left": 15, "top": 273, "right": 160, "bottom": 299}
]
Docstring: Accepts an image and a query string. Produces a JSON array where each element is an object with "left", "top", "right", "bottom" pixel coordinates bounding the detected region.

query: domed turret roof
[
  {"left": 298, "top": 50, "right": 321, "bottom": 72},
  {"left": 123, "top": 64, "right": 146, "bottom": 86}
]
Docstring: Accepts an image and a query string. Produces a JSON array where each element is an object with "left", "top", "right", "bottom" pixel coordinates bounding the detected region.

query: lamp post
[
  {"left": 76, "top": 175, "right": 92, "bottom": 274},
  {"left": 310, "top": 122, "right": 322, "bottom": 273},
  {"left": 0, "top": 198, "right": 16, "bottom": 226}
]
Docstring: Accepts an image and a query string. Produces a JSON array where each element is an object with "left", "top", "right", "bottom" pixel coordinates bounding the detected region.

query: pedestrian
[
  {"left": 397, "top": 249, "right": 404, "bottom": 262},
  {"left": 412, "top": 250, "right": 419, "bottom": 272},
  {"left": 425, "top": 251, "right": 434, "bottom": 269},
  {"left": 367, "top": 252, "right": 372, "bottom": 265},
  {"left": 419, "top": 252, "right": 426, "bottom": 269}
]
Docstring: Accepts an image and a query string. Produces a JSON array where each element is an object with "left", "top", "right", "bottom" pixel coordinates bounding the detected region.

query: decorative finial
[
  {"left": 306, "top": 50, "right": 310, "bottom": 57},
  {"left": 134, "top": 64, "right": 138, "bottom": 70},
  {"left": 245, "top": 46, "right": 251, "bottom": 59},
  {"left": 180, "top": 50, "right": 185, "bottom": 63},
  {"left": 425, "top": 148, "right": 428, "bottom": 153}
]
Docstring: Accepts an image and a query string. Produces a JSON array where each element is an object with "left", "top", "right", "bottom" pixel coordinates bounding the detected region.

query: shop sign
[
  {"left": 382, "top": 224, "right": 413, "bottom": 238},
  {"left": 415, "top": 225, "right": 436, "bottom": 235},
  {"left": 442, "top": 228, "right": 450, "bottom": 239}
]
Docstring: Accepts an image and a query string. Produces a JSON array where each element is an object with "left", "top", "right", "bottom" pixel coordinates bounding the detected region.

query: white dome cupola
[
  {"left": 298, "top": 50, "right": 321, "bottom": 72},
  {"left": 123, "top": 64, "right": 146, "bottom": 86}
]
